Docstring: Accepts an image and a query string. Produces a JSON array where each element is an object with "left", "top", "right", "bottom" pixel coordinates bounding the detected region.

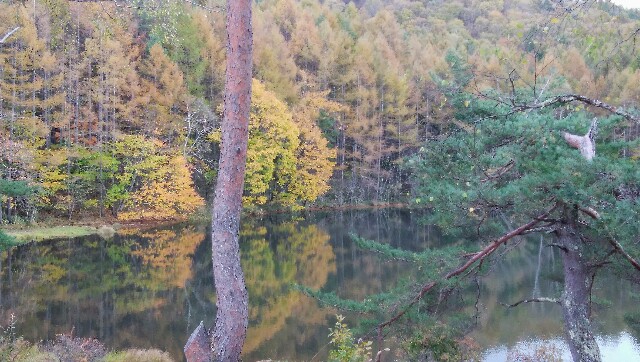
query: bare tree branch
[
  {"left": 0, "top": 27, "right": 20, "bottom": 44},
  {"left": 502, "top": 94, "right": 638, "bottom": 123},
  {"left": 481, "top": 159, "right": 515, "bottom": 182},
  {"left": 595, "top": 27, "right": 640, "bottom": 69},
  {"left": 501, "top": 297, "right": 560, "bottom": 308},
  {"left": 587, "top": 249, "right": 616, "bottom": 269}
]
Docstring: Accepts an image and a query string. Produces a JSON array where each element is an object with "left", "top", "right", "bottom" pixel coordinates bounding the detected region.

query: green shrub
[
  {"left": 328, "top": 315, "right": 372, "bottom": 362},
  {"left": 0, "top": 230, "right": 17, "bottom": 250},
  {"left": 403, "top": 322, "right": 479, "bottom": 362},
  {"left": 102, "top": 349, "right": 174, "bottom": 362}
]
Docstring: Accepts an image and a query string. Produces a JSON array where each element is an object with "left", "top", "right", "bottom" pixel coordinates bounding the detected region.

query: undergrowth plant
[{"left": 328, "top": 315, "right": 373, "bottom": 362}]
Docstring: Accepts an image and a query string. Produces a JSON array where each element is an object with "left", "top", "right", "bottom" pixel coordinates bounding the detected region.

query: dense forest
[{"left": 1, "top": 0, "right": 639, "bottom": 223}]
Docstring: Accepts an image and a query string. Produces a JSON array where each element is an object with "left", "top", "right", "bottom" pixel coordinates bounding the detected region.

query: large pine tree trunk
[
  {"left": 555, "top": 118, "right": 603, "bottom": 362},
  {"left": 184, "top": 0, "right": 252, "bottom": 361},
  {"left": 557, "top": 211, "right": 601, "bottom": 362},
  {"left": 210, "top": 0, "right": 253, "bottom": 360}
]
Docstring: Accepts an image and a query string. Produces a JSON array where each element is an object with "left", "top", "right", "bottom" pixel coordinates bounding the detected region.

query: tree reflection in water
[{"left": 0, "top": 209, "right": 637, "bottom": 361}]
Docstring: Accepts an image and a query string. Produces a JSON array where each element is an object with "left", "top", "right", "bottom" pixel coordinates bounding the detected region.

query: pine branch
[
  {"left": 608, "top": 237, "right": 640, "bottom": 272},
  {"left": 559, "top": 111, "right": 640, "bottom": 274},
  {"left": 501, "top": 297, "right": 560, "bottom": 308},
  {"left": 481, "top": 159, "right": 515, "bottom": 182},
  {"left": 375, "top": 203, "right": 559, "bottom": 353},
  {"left": 350, "top": 234, "right": 421, "bottom": 262},
  {"left": 0, "top": 27, "right": 19, "bottom": 44}
]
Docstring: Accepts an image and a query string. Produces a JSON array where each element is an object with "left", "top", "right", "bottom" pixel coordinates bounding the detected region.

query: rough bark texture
[
  {"left": 184, "top": 322, "right": 211, "bottom": 362},
  {"left": 562, "top": 118, "right": 598, "bottom": 161},
  {"left": 210, "top": 0, "right": 252, "bottom": 360},
  {"left": 557, "top": 211, "right": 601, "bottom": 362},
  {"left": 555, "top": 117, "right": 604, "bottom": 362},
  {"left": 185, "top": 0, "right": 252, "bottom": 361}
]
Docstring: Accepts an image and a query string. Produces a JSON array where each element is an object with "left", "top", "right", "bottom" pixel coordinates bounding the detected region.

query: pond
[{"left": 0, "top": 209, "right": 638, "bottom": 361}]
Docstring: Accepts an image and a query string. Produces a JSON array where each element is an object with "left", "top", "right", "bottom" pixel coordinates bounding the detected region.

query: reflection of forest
[
  {"left": 0, "top": 215, "right": 349, "bottom": 361},
  {"left": 244, "top": 209, "right": 441, "bottom": 360},
  {"left": 0, "top": 226, "right": 205, "bottom": 359},
  {"left": 241, "top": 221, "right": 337, "bottom": 356},
  {"left": 2, "top": 209, "right": 632, "bottom": 361}
]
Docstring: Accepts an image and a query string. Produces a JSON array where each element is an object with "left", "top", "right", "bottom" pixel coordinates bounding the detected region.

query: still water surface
[{"left": 0, "top": 209, "right": 638, "bottom": 361}]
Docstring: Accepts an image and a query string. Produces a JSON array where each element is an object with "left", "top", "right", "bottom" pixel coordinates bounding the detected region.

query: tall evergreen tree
[{"left": 409, "top": 53, "right": 639, "bottom": 362}]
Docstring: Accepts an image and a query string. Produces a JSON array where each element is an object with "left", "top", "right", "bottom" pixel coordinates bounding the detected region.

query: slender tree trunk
[
  {"left": 185, "top": 0, "right": 252, "bottom": 361},
  {"left": 555, "top": 120, "right": 602, "bottom": 362},
  {"left": 557, "top": 209, "right": 601, "bottom": 362},
  {"left": 6, "top": 199, "right": 11, "bottom": 224}
]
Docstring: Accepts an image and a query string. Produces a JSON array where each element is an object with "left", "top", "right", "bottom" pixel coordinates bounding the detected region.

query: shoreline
[{"left": 0, "top": 203, "right": 415, "bottom": 242}]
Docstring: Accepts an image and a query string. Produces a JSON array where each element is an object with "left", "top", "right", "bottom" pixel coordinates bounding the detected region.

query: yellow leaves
[
  {"left": 34, "top": 149, "right": 67, "bottom": 169},
  {"left": 244, "top": 80, "right": 300, "bottom": 206},
  {"left": 242, "top": 80, "right": 338, "bottom": 208},
  {"left": 31, "top": 149, "right": 69, "bottom": 208},
  {"left": 118, "top": 154, "right": 204, "bottom": 221},
  {"left": 290, "top": 92, "right": 342, "bottom": 204},
  {"left": 41, "top": 264, "right": 66, "bottom": 284},
  {"left": 131, "top": 228, "right": 204, "bottom": 289},
  {"left": 206, "top": 130, "right": 221, "bottom": 143},
  {"left": 241, "top": 220, "right": 336, "bottom": 354},
  {"left": 138, "top": 44, "right": 188, "bottom": 131}
]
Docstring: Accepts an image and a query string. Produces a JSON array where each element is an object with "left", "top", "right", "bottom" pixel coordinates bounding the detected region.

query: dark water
[{"left": 0, "top": 209, "right": 638, "bottom": 361}]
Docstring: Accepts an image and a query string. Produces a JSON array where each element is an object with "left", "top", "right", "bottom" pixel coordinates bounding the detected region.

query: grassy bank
[
  {"left": 0, "top": 217, "right": 183, "bottom": 243},
  {"left": 3, "top": 226, "right": 99, "bottom": 242}
]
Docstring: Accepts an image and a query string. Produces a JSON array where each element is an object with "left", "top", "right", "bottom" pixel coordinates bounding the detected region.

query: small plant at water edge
[
  {"left": 328, "top": 315, "right": 373, "bottom": 362},
  {"left": 403, "top": 322, "right": 480, "bottom": 362}
]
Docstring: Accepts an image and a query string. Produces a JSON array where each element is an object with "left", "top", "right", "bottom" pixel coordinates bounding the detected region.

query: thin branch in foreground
[
  {"left": 478, "top": 93, "right": 640, "bottom": 124},
  {"left": 373, "top": 203, "right": 559, "bottom": 361},
  {"left": 588, "top": 249, "right": 616, "bottom": 269},
  {"left": 500, "top": 297, "right": 560, "bottom": 308},
  {"left": 595, "top": 27, "right": 640, "bottom": 69},
  {"left": 0, "top": 27, "right": 20, "bottom": 43},
  {"left": 608, "top": 237, "right": 640, "bottom": 272}
]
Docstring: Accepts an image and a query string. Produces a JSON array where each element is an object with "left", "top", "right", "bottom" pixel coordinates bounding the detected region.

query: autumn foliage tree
[
  {"left": 0, "top": 0, "right": 638, "bottom": 220},
  {"left": 209, "top": 80, "right": 338, "bottom": 209}
]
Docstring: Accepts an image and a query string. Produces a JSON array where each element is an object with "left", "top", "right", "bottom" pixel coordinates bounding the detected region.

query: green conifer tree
[{"left": 410, "top": 53, "right": 639, "bottom": 362}]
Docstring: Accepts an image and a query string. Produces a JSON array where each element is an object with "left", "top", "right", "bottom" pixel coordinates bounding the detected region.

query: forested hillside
[{"left": 1, "top": 0, "right": 638, "bottom": 222}]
